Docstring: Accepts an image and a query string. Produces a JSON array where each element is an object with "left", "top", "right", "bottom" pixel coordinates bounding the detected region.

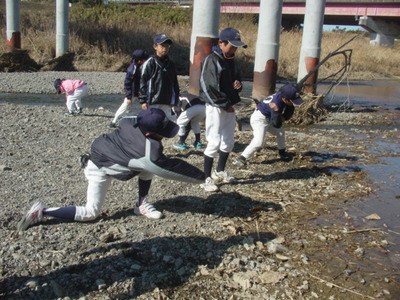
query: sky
[{"left": 323, "top": 25, "right": 367, "bottom": 32}]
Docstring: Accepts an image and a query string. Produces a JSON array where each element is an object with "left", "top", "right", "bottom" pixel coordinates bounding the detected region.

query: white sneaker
[
  {"left": 200, "top": 177, "right": 219, "bottom": 192},
  {"left": 134, "top": 199, "right": 162, "bottom": 219},
  {"left": 212, "top": 170, "right": 236, "bottom": 183},
  {"left": 17, "top": 201, "right": 46, "bottom": 231},
  {"left": 232, "top": 156, "right": 246, "bottom": 167}
]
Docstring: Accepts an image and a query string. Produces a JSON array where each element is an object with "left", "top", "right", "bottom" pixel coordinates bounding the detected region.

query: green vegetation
[{"left": 0, "top": 1, "right": 399, "bottom": 80}]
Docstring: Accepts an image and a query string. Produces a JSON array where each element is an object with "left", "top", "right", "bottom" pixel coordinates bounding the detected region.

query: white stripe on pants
[
  {"left": 177, "top": 105, "right": 206, "bottom": 136},
  {"left": 204, "top": 104, "right": 236, "bottom": 157},
  {"left": 241, "top": 109, "right": 285, "bottom": 159},
  {"left": 66, "top": 84, "right": 88, "bottom": 112}
]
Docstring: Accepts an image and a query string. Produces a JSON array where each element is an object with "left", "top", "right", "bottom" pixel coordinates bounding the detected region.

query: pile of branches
[
  {"left": 288, "top": 35, "right": 356, "bottom": 125},
  {"left": 0, "top": 50, "right": 77, "bottom": 72},
  {"left": 288, "top": 93, "right": 328, "bottom": 125},
  {"left": 0, "top": 50, "right": 41, "bottom": 72}
]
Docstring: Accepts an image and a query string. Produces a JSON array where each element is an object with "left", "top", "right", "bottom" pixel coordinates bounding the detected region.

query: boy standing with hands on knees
[
  {"left": 199, "top": 27, "right": 247, "bottom": 192},
  {"left": 173, "top": 92, "right": 206, "bottom": 150}
]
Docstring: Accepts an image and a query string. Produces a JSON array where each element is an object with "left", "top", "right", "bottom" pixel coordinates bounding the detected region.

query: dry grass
[{"left": 0, "top": 2, "right": 399, "bottom": 80}]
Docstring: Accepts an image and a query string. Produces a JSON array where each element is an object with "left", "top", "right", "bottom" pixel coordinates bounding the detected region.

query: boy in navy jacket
[
  {"left": 139, "top": 33, "right": 180, "bottom": 120},
  {"left": 199, "top": 28, "right": 247, "bottom": 192},
  {"left": 109, "top": 49, "right": 149, "bottom": 128}
]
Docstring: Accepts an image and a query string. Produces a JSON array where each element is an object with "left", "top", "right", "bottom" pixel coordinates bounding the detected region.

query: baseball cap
[
  {"left": 53, "top": 79, "right": 62, "bottom": 94},
  {"left": 280, "top": 84, "right": 304, "bottom": 105},
  {"left": 132, "top": 49, "right": 149, "bottom": 60},
  {"left": 153, "top": 33, "right": 173, "bottom": 45},
  {"left": 219, "top": 27, "right": 247, "bottom": 48},
  {"left": 137, "top": 108, "right": 178, "bottom": 138}
]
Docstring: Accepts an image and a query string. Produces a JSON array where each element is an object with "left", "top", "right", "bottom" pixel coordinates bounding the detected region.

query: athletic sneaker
[
  {"left": 193, "top": 141, "right": 205, "bottom": 149},
  {"left": 212, "top": 170, "right": 236, "bottom": 183},
  {"left": 233, "top": 156, "right": 246, "bottom": 167},
  {"left": 76, "top": 108, "right": 83, "bottom": 115},
  {"left": 17, "top": 201, "right": 46, "bottom": 231},
  {"left": 134, "top": 199, "right": 162, "bottom": 219},
  {"left": 65, "top": 111, "right": 74, "bottom": 117},
  {"left": 173, "top": 143, "right": 188, "bottom": 150},
  {"left": 201, "top": 177, "right": 219, "bottom": 192},
  {"left": 278, "top": 149, "right": 292, "bottom": 162},
  {"left": 108, "top": 122, "right": 117, "bottom": 128}
]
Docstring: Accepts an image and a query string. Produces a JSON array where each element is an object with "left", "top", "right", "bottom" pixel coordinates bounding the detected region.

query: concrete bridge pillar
[
  {"left": 297, "top": 0, "right": 326, "bottom": 94},
  {"left": 252, "top": 0, "right": 283, "bottom": 100},
  {"left": 5, "top": 0, "right": 21, "bottom": 50},
  {"left": 188, "top": 0, "right": 220, "bottom": 95},
  {"left": 56, "top": 0, "right": 69, "bottom": 57},
  {"left": 359, "top": 16, "right": 400, "bottom": 47}
]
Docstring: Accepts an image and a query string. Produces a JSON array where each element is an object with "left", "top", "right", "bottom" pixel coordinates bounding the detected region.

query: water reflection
[
  {"left": 318, "top": 80, "right": 400, "bottom": 108},
  {"left": 1, "top": 80, "right": 399, "bottom": 109}
]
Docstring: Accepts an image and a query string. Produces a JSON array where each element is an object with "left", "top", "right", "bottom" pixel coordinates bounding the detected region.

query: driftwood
[
  {"left": 288, "top": 93, "right": 328, "bottom": 125},
  {"left": 0, "top": 50, "right": 77, "bottom": 72},
  {"left": 290, "top": 36, "right": 357, "bottom": 125},
  {"left": 41, "top": 52, "right": 77, "bottom": 71},
  {"left": 0, "top": 49, "right": 41, "bottom": 72}
]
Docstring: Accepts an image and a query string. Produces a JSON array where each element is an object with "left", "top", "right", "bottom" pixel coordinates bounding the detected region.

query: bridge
[
  {"left": 108, "top": 0, "right": 400, "bottom": 24},
  {"left": 107, "top": 0, "right": 400, "bottom": 46}
]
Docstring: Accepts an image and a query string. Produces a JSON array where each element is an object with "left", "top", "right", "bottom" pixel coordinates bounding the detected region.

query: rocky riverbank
[{"left": 0, "top": 73, "right": 399, "bottom": 299}]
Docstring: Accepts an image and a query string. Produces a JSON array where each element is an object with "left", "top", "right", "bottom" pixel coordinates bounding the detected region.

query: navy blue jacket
[
  {"left": 124, "top": 61, "right": 143, "bottom": 100},
  {"left": 139, "top": 55, "right": 180, "bottom": 106},
  {"left": 90, "top": 117, "right": 205, "bottom": 183},
  {"left": 199, "top": 46, "right": 242, "bottom": 110}
]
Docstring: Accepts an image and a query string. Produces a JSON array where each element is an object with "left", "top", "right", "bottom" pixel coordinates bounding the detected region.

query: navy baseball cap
[
  {"left": 137, "top": 108, "right": 178, "bottom": 138},
  {"left": 132, "top": 49, "right": 149, "bottom": 60},
  {"left": 53, "top": 79, "right": 62, "bottom": 94},
  {"left": 219, "top": 27, "right": 247, "bottom": 48},
  {"left": 280, "top": 84, "right": 304, "bottom": 105},
  {"left": 153, "top": 33, "right": 173, "bottom": 45}
]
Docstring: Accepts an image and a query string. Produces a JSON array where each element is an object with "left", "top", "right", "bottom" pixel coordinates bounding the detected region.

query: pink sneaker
[{"left": 134, "top": 199, "right": 162, "bottom": 219}]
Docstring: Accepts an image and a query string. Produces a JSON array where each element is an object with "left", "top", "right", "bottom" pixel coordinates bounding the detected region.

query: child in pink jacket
[{"left": 54, "top": 79, "right": 89, "bottom": 116}]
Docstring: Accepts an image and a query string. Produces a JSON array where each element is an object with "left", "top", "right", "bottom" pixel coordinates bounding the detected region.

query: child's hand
[
  {"left": 141, "top": 103, "right": 149, "bottom": 110},
  {"left": 233, "top": 80, "right": 242, "bottom": 90}
]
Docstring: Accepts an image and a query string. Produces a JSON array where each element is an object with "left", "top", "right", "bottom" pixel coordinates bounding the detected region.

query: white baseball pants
[
  {"left": 74, "top": 160, "right": 154, "bottom": 221},
  {"left": 66, "top": 84, "right": 88, "bottom": 112},
  {"left": 241, "top": 109, "right": 285, "bottom": 159},
  {"left": 112, "top": 97, "right": 135, "bottom": 123},
  {"left": 204, "top": 104, "right": 236, "bottom": 158},
  {"left": 177, "top": 105, "right": 206, "bottom": 136}
]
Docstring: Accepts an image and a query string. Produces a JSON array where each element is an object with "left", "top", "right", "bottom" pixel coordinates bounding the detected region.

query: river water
[{"left": 1, "top": 79, "right": 400, "bottom": 282}]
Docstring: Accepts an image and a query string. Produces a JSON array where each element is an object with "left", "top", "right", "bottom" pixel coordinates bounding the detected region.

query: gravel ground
[
  {"left": 0, "top": 72, "right": 190, "bottom": 95},
  {"left": 1, "top": 72, "right": 399, "bottom": 300}
]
